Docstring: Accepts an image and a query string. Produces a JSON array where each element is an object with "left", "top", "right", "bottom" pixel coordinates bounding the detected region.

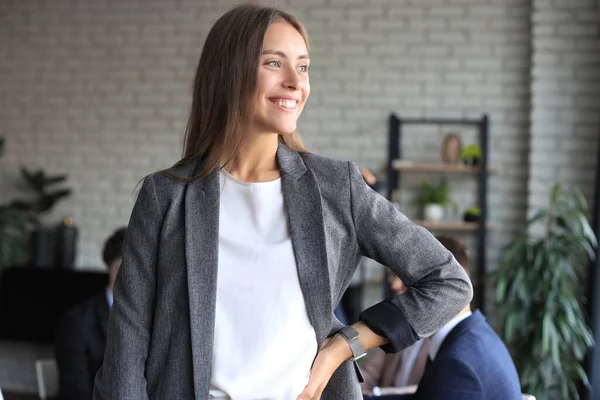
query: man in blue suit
[{"left": 365, "top": 236, "right": 522, "bottom": 400}]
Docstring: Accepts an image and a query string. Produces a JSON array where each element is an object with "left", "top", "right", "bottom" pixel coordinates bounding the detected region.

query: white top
[
  {"left": 396, "top": 338, "right": 427, "bottom": 386},
  {"left": 210, "top": 170, "right": 318, "bottom": 400},
  {"left": 428, "top": 311, "right": 472, "bottom": 361}
]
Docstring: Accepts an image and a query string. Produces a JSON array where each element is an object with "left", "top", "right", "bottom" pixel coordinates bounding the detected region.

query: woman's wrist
[{"left": 329, "top": 333, "right": 354, "bottom": 364}]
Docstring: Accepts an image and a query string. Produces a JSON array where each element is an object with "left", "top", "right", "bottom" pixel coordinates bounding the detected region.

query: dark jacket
[
  {"left": 412, "top": 311, "right": 522, "bottom": 400},
  {"left": 55, "top": 292, "right": 109, "bottom": 400}
]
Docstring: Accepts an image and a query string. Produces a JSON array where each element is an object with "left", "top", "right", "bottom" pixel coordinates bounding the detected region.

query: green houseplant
[
  {"left": 0, "top": 137, "right": 73, "bottom": 268},
  {"left": 13, "top": 167, "right": 72, "bottom": 225},
  {"left": 461, "top": 143, "right": 482, "bottom": 166},
  {"left": 493, "top": 183, "right": 596, "bottom": 400},
  {"left": 417, "top": 178, "right": 457, "bottom": 222},
  {"left": 463, "top": 206, "right": 481, "bottom": 222},
  {"left": 0, "top": 138, "right": 29, "bottom": 268}
]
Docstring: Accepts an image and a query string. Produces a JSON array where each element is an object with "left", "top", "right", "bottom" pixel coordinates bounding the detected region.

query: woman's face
[{"left": 251, "top": 21, "right": 310, "bottom": 136}]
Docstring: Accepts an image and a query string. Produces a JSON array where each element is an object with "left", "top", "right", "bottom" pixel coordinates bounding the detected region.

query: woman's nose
[{"left": 282, "top": 69, "right": 302, "bottom": 91}]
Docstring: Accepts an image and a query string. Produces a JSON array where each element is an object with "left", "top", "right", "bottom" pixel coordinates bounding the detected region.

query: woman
[{"left": 93, "top": 4, "right": 472, "bottom": 400}]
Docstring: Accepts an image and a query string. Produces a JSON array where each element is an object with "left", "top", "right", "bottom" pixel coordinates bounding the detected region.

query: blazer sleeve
[
  {"left": 348, "top": 162, "right": 473, "bottom": 352},
  {"left": 93, "top": 176, "right": 162, "bottom": 400}
]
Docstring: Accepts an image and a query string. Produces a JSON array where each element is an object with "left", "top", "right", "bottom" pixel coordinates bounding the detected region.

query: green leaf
[
  {"left": 570, "top": 184, "right": 589, "bottom": 211},
  {"left": 578, "top": 214, "right": 598, "bottom": 248},
  {"left": 542, "top": 313, "right": 551, "bottom": 355}
]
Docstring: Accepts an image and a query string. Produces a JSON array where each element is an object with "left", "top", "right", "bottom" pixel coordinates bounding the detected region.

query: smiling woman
[{"left": 92, "top": 4, "right": 473, "bottom": 400}]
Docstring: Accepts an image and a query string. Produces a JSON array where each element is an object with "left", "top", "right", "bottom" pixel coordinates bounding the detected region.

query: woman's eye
[
  {"left": 266, "top": 60, "right": 280, "bottom": 67},
  {"left": 298, "top": 65, "right": 309, "bottom": 72}
]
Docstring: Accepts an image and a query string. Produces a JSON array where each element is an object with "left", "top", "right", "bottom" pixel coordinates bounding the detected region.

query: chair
[
  {"left": 522, "top": 395, "right": 536, "bottom": 400},
  {"left": 35, "top": 359, "right": 59, "bottom": 400}
]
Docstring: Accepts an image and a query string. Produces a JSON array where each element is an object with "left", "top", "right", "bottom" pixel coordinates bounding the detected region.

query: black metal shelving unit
[{"left": 385, "top": 113, "right": 492, "bottom": 313}]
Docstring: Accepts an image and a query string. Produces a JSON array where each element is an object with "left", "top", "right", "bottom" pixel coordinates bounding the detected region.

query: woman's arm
[
  {"left": 298, "top": 161, "right": 472, "bottom": 399},
  {"left": 93, "top": 176, "right": 162, "bottom": 400},
  {"left": 348, "top": 161, "right": 472, "bottom": 352}
]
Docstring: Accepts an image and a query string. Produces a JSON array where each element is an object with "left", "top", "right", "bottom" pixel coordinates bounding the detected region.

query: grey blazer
[{"left": 93, "top": 144, "right": 472, "bottom": 400}]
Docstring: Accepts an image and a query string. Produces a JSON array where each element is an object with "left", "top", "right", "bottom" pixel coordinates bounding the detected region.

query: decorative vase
[
  {"left": 442, "top": 134, "right": 462, "bottom": 164},
  {"left": 55, "top": 216, "right": 78, "bottom": 269},
  {"left": 30, "top": 227, "right": 57, "bottom": 268},
  {"left": 424, "top": 204, "right": 444, "bottom": 222}
]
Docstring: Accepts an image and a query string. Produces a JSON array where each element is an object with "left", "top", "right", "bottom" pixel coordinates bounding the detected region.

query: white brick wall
[
  {"left": 0, "top": 0, "right": 595, "bottom": 279},
  {"left": 528, "top": 0, "right": 600, "bottom": 214}
]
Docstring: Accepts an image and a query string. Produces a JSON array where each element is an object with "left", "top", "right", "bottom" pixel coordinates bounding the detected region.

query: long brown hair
[{"left": 172, "top": 3, "right": 310, "bottom": 181}]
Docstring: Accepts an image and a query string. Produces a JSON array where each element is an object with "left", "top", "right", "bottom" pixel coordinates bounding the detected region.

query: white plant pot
[{"left": 424, "top": 204, "right": 444, "bottom": 222}]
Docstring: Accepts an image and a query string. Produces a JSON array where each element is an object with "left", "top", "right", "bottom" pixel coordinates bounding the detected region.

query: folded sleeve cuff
[{"left": 359, "top": 300, "right": 419, "bottom": 353}]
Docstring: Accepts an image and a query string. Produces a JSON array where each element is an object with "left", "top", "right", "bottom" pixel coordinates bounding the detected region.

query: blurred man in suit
[
  {"left": 363, "top": 236, "right": 522, "bottom": 400},
  {"left": 54, "top": 227, "right": 126, "bottom": 400}
]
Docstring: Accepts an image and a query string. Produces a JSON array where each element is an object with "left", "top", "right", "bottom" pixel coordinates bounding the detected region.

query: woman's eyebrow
[{"left": 262, "top": 49, "right": 310, "bottom": 60}]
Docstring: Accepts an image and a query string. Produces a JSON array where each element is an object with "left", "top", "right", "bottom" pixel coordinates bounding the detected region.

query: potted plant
[
  {"left": 493, "top": 183, "right": 596, "bottom": 400},
  {"left": 0, "top": 137, "right": 74, "bottom": 268},
  {"left": 417, "top": 178, "right": 456, "bottom": 222},
  {"left": 0, "top": 138, "right": 29, "bottom": 269},
  {"left": 463, "top": 206, "right": 481, "bottom": 222},
  {"left": 12, "top": 167, "right": 73, "bottom": 267},
  {"left": 461, "top": 144, "right": 482, "bottom": 166}
]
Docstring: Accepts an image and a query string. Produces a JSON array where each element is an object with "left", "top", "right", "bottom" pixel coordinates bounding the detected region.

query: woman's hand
[
  {"left": 296, "top": 333, "right": 351, "bottom": 400},
  {"left": 297, "top": 321, "right": 389, "bottom": 399}
]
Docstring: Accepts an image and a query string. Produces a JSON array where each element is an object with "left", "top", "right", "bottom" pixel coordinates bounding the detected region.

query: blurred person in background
[{"left": 54, "top": 227, "right": 126, "bottom": 400}]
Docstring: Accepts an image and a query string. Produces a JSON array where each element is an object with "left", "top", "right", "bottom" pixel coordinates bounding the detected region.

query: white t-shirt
[{"left": 210, "top": 170, "right": 318, "bottom": 400}]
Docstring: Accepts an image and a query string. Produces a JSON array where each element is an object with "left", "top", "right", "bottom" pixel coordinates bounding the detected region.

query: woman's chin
[{"left": 279, "top": 128, "right": 297, "bottom": 135}]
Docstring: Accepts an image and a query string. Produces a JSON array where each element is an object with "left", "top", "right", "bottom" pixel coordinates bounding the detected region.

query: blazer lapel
[
  {"left": 184, "top": 165, "right": 220, "bottom": 399},
  {"left": 278, "top": 144, "right": 332, "bottom": 345}
]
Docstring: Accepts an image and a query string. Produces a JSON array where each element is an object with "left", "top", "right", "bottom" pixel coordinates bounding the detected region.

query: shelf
[
  {"left": 413, "top": 220, "right": 496, "bottom": 232},
  {"left": 392, "top": 160, "right": 499, "bottom": 174}
]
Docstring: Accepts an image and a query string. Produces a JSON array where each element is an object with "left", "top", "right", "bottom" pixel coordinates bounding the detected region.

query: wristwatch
[{"left": 338, "top": 326, "right": 367, "bottom": 361}]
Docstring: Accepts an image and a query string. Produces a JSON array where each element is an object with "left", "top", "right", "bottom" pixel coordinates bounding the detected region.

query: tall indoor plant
[
  {"left": 0, "top": 137, "right": 29, "bottom": 268},
  {"left": 493, "top": 183, "right": 596, "bottom": 400}
]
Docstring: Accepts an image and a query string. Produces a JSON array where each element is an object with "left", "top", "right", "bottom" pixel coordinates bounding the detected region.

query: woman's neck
[{"left": 225, "top": 133, "right": 280, "bottom": 182}]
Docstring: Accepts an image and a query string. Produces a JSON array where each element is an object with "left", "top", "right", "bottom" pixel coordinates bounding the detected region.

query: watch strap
[{"left": 338, "top": 326, "right": 367, "bottom": 361}]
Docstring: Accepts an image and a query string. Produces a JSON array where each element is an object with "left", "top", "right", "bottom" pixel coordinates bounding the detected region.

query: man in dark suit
[
  {"left": 410, "top": 236, "right": 521, "bottom": 400},
  {"left": 54, "top": 227, "right": 126, "bottom": 400},
  {"left": 364, "top": 236, "right": 522, "bottom": 400}
]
